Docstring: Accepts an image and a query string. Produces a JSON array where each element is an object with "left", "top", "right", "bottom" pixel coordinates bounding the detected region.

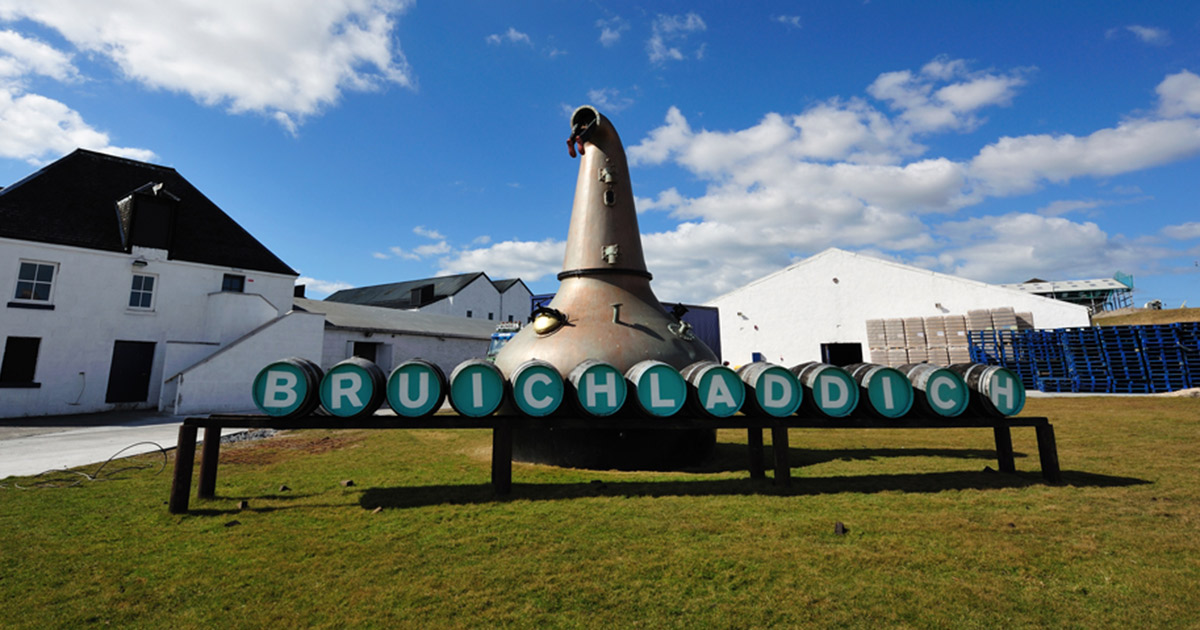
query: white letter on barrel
[
  {"left": 472, "top": 372, "right": 483, "bottom": 407},
  {"left": 399, "top": 372, "right": 429, "bottom": 408},
  {"left": 524, "top": 373, "right": 554, "bottom": 410},
  {"left": 763, "top": 373, "right": 790, "bottom": 408},
  {"left": 880, "top": 376, "right": 895, "bottom": 410},
  {"left": 586, "top": 371, "right": 617, "bottom": 408},
  {"left": 263, "top": 371, "right": 298, "bottom": 408},
  {"left": 822, "top": 376, "right": 848, "bottom": 407},
  {"left": 705, "top": 375, "right": 736, "bottom": 410},
  {"left": 332, "top": 373, "right": 363, "bottom": 409},
  {"left": 649, "top": 372, "right": 676, "bottom": 408},
  {"left": 991, "top": 374, "right": 1014, "bottom": 409},
  {"left": 931, "top": 375, "right": 956, "bottom": 410}
]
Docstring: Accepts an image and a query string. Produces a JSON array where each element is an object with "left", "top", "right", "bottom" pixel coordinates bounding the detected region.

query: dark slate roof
[
  {"left": 491, "top": 278, "right": 528, "bottom": 294},
  {"left": 325, "top": 272, "right": 489, "bottom": 309},
  {"left": 0, "top": 149, "right": 296, "bottom": 276},
  {"left": 294, "top": 298, "right": 495, "bottom": 339}
]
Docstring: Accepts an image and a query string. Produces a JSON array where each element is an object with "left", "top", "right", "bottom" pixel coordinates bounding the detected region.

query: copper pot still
[{"left": 493, "top": 106, "right": 719, "bottom": 469}]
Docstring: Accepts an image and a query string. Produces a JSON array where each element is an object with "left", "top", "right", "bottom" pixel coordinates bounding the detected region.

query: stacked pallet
[
  {"left": 1139, "top": 325, "right": 1189, "bottom": 392},
  {"left": 1099, "top": 325, "right": 1150, "bottom": 393},
  {"left": 1028, "top": 329, "right": 1073, "bottom": 392},
  {"left": 966, "top": 309, "right": 993, "bottom": 331},
  {"left": 866, "top": 319, "right": 888, "bottom": 365},
  {"left": 990, "top": 307, "right": 1019, "bottom": 331},
  {"left": 885, "top": 318, "right": 908, "bottom": 367},
  {"left": 945, "top": 315, "right": 970, "bottom": 363},
  {"left": 1016, "top": 312, "right": 1035, "bottom": 330},
  {"left": 1059, "top": 328, "right": 1112, "bottom": 393}
]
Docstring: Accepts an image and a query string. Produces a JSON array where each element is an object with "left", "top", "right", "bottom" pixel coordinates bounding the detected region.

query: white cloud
[
  {"left": 414, "top": 241, "right": 451, "bottom": 256},
  {"left": 0, "top": 0, "right": 414, "bottom": 129},
  {"left": 596, "top": 17, "right": 628, "bottom": 47},
  {"left": 437, "top": 238, "right": 565, "bottom": 282},
  {"left": 647, "top": 13, "right": 706, "bottom": 64},
  {"left": 970, "top": 117, "right": 1200, "bottom": 195},
  {"left": 486, "top": 27, "right": 531, "bottom": 46},
  {"left": 1162, "top": 222, "right": 1200, "bottom": 240},
  {"left": 1124, "top": 25, "right": 1171, "bottom": 46},
  {"left": 0, "top": 87, "right": 155, "bottom": 163},
  {"left": 774, "top": 15, "right": 801, "bottom": 29},
  {"left": 296, "top": 276, "right": 355, "bottom": 298},
  {"left": 587, "top": 87, "right": 633, "bottom": 113},
  {"left": 413, "top": 226, "right": 445, "bottom": 240},
  {"left": 1157, "top": 70, "right": 1200, "bottom": 118},
  {"left": 0, "top": 29, "right": 77, "bottom": 81},
  {"left": 620, "top": 61, "right": 1200, "bottom": 301}
]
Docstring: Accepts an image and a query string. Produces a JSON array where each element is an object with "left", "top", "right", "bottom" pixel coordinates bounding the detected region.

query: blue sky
[{"left": 2, "top": 1, "right": 1199, "bottom": 307}]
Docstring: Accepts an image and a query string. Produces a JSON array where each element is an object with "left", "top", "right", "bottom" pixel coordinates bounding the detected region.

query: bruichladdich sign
[{"left": 252, "top": 356, "right": 1024, "bottom": 421}]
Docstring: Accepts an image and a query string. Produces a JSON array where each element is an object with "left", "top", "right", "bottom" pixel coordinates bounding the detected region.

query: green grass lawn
[{"left": 3, "top": 397, "right": 1198, "bottom": 629}]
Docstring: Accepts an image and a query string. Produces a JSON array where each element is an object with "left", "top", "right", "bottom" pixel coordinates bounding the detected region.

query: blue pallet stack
[
  {"left": 1098, "top": 325, "right": 1151, "bottom": 393},
  {"left": 1175, "top": 322, "right": 1200, "bottom": 388},
  {"left": 1028, "top": 329, "right": 1074, "bottom": 392},
  {"left": 997, "top": 329, "right": 1037, "bottom": 389},
  {"left": 1139, "top": 324, "right": 1189, "bottom": 392},
  {"left": 1060, "top": 327, "right": 1113, "bottom": 393},
  {"left": 967, "top": 330, "right": 1001, "bottom": 365}
]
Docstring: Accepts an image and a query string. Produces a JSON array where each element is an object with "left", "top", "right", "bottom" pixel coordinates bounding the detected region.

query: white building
[
  {"left": 706, "top": 248, "right": 1091, "bottom": 368},
  {"left": 325, "top": 273, "right": 533, "bottom": 324},
  {"left": 1, "top": 150, "right": 312, "bottom": 418}
]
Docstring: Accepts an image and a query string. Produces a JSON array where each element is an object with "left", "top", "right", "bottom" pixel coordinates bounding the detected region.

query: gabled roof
[
  {"left": 0, "top": 149, "right": 296, "bottom": 276},
  {"left": 294, "top": 298, "right": 495, "bottom": 339},
  {"left": 491, "top": 278, "right": 525, "bottom": 293},
  {"left": 325, "top": 272, "right": 489, "bottom": 309}
]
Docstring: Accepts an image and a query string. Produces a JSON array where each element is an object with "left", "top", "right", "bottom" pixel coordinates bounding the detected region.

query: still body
[{"left": 251, "top": 356, "right": 1025, "bottom": 421}]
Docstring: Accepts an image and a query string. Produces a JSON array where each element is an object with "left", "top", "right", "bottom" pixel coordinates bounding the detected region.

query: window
[
  {"left": 129, "top": 274, "right": 156, "bottom": 310},
  {"left": 466, "top": 310, "right": 473, "bottom": 318},
  {"left": 0, "top": 337, "right": 40, "bottom": 386},
  {"left": 13, "top": 261, "right": 56, "bottom": 302},
  {"left": 488, "top": 312, "right": 494, "bottom": 320},
  {"left": 222, "top": 273, "right": 245, "bottom": 293}
]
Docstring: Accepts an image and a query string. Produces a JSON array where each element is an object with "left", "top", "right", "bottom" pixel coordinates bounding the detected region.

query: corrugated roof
[
  {"left": 491, "top": 278, "right": 526, "bottom": 293},
  {"left": 1000, "top": 279, "right": 1131, "bottom": 293},
  {"left": 294, "top": 297, "right": 496, "bottom": 339},
  {"left": 324, "top": 272, "right": 487, "bottom": 309},
  {"left": 0, "top": 149, "right": 296, "bottom": 276}
]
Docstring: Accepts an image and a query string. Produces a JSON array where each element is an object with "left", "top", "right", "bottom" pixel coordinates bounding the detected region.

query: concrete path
[{"left": 0, "top": 410, "right": 252, "bottom": 480}]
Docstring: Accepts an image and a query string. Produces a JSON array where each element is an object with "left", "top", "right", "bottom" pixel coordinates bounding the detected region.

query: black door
[
  {"left": 105, "top": 341, "right": 156, "bottom": 403},
  {"left": 821, "top": 343, "right": 863, "bottom": 367}
]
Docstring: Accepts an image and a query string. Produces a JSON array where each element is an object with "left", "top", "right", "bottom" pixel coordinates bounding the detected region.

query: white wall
[
  {"left": 416, "top": 275, "right": 504, "bottom": 321},
  {"left": 707, "top": 249, "right": 1091, "bottom": 367},
  {"left": 498, "top": 283, "right": 532, "bottom": 323},
  {"left": 1, "top": 237, "right": 296, "bottom": 418},
  {"left": 320, "top": 327, "right": 490, "bottom": 378},
  {"left": 167, "top": 311, "right": 325, "bottom": 415}
]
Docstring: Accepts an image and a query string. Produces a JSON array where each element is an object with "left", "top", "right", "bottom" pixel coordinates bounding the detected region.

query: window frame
[
  {"left": 12, "top": 260, "right": 59, "bottom": 305},
  {"left": 128, "top": 272, "right": 157, "bottom": 311},
  {"left": 221, "top": 273, "right": 245, "bottom": 293}
]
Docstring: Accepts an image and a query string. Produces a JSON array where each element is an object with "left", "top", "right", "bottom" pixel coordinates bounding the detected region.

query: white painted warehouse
[{"left": 706, "top": 248, "right": 1091, "bottom": 368}]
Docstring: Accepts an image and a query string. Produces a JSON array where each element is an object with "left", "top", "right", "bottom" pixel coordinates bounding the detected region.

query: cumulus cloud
[
  {"left": 1119, "top": 25, "right": 1171, "bottom": 46},
  {"left": 774, "top": 15, "right": 802, "bottom": 29},
  {"left": 587, "top": 87, "right": 634, "bottom": 113},
  {"left": 0, "top": 0, "right": 414, "bottom": 131},
  {"left": 1162, "top": 222, "right": 1200, "bottom": 240},
  {"left": 617, "top": 61, "right": 1200, "bottom": 300},
  {"left": 0, "top": 88, "right": 155, "bottom": 163},
  {"left": 596, "top": 17, "right": 628, "bottom": 47},
  {"left": 486, "top": 27, "right": 532, "bottom": 46},
  {"left": 437, "top": 238, "right": 565, "bottom": 282},
  {"left": 296, "top": 276, "right": 355, "bottom": 298},
  {"left": 1157, "top": 70, "right": 1200, "bottom": 118},
  {"left": 647, "top": 13, "right": 706, "bottom": 64},
  {"left": 0, "top": 29, "right": 77, "bottom": 81},
  {"left": 413, "top": 226, "right": 445, "bottom": 240}
]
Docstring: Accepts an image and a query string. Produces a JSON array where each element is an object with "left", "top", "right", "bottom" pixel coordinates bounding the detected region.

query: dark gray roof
[
  {"left": 325, "top": 272, "right": 489, "bottom": 309},
  {"left": 0, "top": 149, "right": 296, "bottom": 276},
  {"left": 294, "top": 298, "right": 496, "bottom": 339},
  {"left": 491, "top": 278, "right": 527, "bottom": 293}
]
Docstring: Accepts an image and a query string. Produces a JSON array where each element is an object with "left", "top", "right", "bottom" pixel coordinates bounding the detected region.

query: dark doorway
[
  {"left": 353, "top": 342, "right": 379, "bottom": 364},
  {"left": 105, "top": 341, "right": 156, "bottom": 403},
  {"left": 821, "top": 343, "right": 863, "bottom": 367}
]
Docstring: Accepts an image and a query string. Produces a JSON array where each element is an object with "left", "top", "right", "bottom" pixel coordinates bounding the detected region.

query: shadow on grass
[
  {"left": 359, "top": 469, "right": 1149, "bottom": 510},
  {"left": 689, "top": 443, "right": 1020, "bottom": 474}
]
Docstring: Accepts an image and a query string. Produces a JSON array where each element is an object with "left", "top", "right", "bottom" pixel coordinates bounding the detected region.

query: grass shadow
[
  {"left": 359, "top": 469, "right": 1149, "bottom": 510},
  {"left": 687, "top": 442, "right": 1024, "bottom": 474}
]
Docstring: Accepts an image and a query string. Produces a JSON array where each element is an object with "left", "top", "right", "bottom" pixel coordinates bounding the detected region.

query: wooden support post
[
  {"left": 492, "top": 419, "right": 512, "bottom": 495},
  {"left": 168, "top": 424, "right": 198, "bottom": 514},
  {"left": 993, "top": 425, "right": 1015, "bottom": 473},
  {"left": 747, "top": 428, "right": 765, "bottom": 480},
  {"left": 1035, "top": 422, "right": 1063, "bottom": 484},
  {"left": 770, "top": 423, "right": 791, "bottom": 486},
  {"left": 197, "top": 426, "right": 222, "bottom": 499}
]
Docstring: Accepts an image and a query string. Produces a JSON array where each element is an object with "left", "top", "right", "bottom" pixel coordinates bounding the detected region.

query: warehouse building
[{"left": 706, "top": 248, "right": 1090, "bottom": 368}]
